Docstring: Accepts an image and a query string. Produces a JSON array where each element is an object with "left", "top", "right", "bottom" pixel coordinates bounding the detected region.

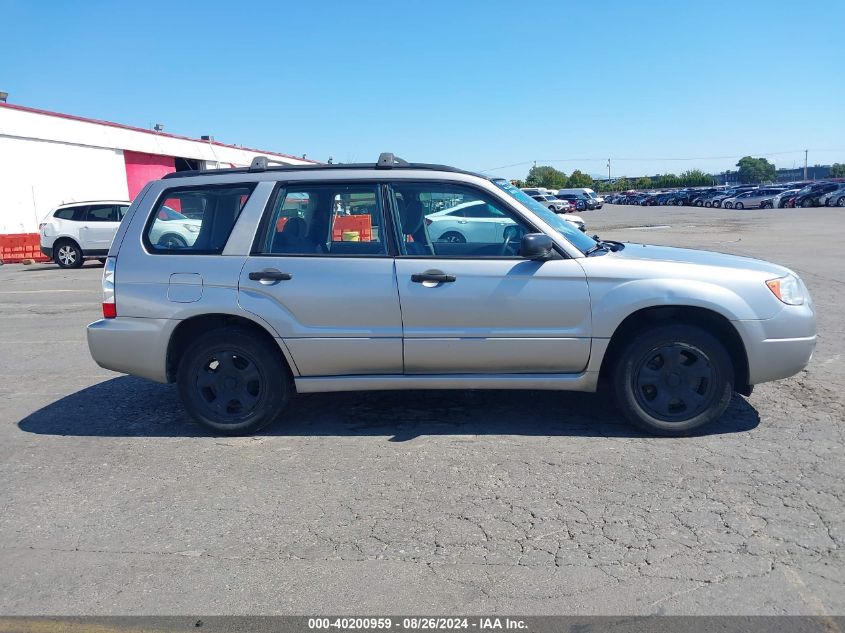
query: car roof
[{"left": 54, "top": 200, "right": 130, "bottom": 209}]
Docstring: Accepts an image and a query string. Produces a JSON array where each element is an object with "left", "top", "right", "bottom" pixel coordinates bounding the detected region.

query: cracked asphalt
[{"left": 0, "top": 204, "right": 842, "bottom": 614}]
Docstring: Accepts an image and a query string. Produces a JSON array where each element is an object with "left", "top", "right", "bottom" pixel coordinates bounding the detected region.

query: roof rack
[
  {"left": 249, "top": 156, "right": 296, "bottom": 172},
  {"left": 162, "top": 153, "right": 476, "bottom": 180},
  {"left": 375, "top": 152, "right": 409, "bottom": 169}
]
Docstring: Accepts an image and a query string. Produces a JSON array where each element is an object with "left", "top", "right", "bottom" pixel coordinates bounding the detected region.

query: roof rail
[
  {"left": 249, "top": 156, "right": 297, "bottom": 172},
  {"left": 376, "top": 152, "right": 409, "bottom": 169}
]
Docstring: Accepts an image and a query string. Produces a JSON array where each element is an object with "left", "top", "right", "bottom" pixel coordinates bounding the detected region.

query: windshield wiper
[
  {"left": 585, "top": 242, "right": 609, "bottom": 256},
  {"left": 585, "top": 236, "right": 624, "bottom": 256}
]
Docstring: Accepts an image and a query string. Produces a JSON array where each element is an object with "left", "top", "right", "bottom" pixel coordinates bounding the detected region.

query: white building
[{"left": 0, "top": 102, "right": 314, "bottom": 234}]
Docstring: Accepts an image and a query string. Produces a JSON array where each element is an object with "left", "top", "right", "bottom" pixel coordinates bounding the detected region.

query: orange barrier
[
  {"left": 332, "top": 215, "right": 372, "bottom": 242},
  {"left": 0, "top": 233, "right": 51, "bottom": 263}
]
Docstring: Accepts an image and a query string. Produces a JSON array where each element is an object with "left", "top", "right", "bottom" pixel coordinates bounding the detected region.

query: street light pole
[
  {"left": 607, "top": 158, "right": 611, "bottom": 182},
  {"left": 804, "top": 149, "right": 808, "bottom": 180}
]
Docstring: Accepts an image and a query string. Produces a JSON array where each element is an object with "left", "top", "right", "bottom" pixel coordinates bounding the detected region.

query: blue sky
[{"left": 2, "top": 0, "right": 843, "bottom": 180}]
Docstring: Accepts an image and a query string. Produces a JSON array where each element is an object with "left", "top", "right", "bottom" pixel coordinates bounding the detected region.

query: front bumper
[{"left": 734, "top": 301, "right": 817, "bottom": 385}]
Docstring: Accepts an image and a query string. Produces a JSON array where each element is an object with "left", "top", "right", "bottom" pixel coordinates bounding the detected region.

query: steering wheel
[{"left": 500, "top": 226, "right": 522, "bottom": 256}]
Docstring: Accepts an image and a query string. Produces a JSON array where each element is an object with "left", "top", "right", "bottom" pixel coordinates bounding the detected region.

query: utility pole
[
  {"left": 607, "top": 158, "right": 611, "bottom": 182},
  {"left": 804, "top": 149, "right": 808, "bottom": 180}
]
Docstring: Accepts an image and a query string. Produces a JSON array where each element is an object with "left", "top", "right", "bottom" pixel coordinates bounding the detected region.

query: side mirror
[{"left": 520, "top": 233, "right": 554, "bottom": 260}]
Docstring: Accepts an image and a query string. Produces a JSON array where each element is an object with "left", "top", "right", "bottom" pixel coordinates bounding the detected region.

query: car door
[
  {"left": 81, "top": 204, "right": 121, "bottom": 251},
  {"left": 389, "top": 181, "right": 591, "bottom": 375},
  {"left": 238, "top": 181, "right": 403, "bottom": 376}
]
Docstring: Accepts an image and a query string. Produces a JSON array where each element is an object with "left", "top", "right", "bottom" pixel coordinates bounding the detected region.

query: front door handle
[
  {"left": 248, "top": 270, "right": 293, "bottom": 283},
  {"left": 411, "top": 269, "right": 456, "bottom": 283}
]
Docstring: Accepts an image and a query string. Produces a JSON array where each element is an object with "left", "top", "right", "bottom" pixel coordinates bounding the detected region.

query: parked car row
[
  {"left": 605, "top": 181, "right": 845, "bottom": 210},
  {"left": 521, "top": 187, "right": 604, "bottom": 212}
]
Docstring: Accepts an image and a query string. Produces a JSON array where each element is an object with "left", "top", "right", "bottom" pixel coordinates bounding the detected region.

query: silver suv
[{"left": 87, "top": 153, "right": 816, "bottom": 436}]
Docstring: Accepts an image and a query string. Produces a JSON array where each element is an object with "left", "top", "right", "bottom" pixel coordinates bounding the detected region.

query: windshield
[{"left": 491, "top": 179, "right": 597, "bottom": 253}]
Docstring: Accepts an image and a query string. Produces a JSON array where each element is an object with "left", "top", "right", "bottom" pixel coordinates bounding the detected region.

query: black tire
[
  {"left": 761, "top": 201, "right": 772, "bottom": 209},
  {"left": 612, "top": 324, "right": 734, "bottom": 436},
  {"left": 735, "top": 202, "right": 744, "bottom": 210},
  {"left": 177, "top": 327, "right": 291, "bottom": 435},
  {"left": 837, "top": 197, "right": 845, "bottom": 207},
  {"left": 54, "top": 240, "right": 83, "bottom": 269},
  {"left": 438, "top": 231, "right": 466, "bottom": 244},
  {"left": 158, "top": 233, "right": 188, "bottom": 249}
]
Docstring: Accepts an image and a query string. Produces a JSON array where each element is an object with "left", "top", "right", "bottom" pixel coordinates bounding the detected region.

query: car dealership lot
[{"left": 0, "top": 204, "right": 842, "bottom": 615}]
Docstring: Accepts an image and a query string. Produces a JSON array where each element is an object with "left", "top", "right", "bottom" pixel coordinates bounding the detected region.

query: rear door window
[
  {"left": 145, "top": 185, "right": 255, "bottom": 253},
  {"left": 257, "top": 183, "right": 387, "bottom": 256},
  {"left": 86, "top": 205, "right": 119, "bottom": 222}
]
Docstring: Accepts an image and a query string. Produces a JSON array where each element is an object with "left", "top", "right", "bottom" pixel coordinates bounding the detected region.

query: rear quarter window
[
  {"left": 144, "top": 184, "right": 255, "bottom": 254},
  {"left": 54, "top": 207, "right": 85, "bottom": 220}
]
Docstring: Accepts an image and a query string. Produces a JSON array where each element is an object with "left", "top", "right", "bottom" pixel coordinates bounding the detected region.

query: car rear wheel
[
  {"left": 54, "top": 240, "right": 83, "bottom": 269},
  {"left": 704, "top": 201, "right": 711, "bottom": 207},
  {"left": 761, "top": 201, "right": 772, "bottom": 209},
  {"left": 734, "top": 202, "right": 744, "bottom": 210},
  {"left": 177, "top": 327, "right": 291, "bottom": 435},
  {"left": 724, "top": 202, "right": 733, "bottom": 209},
  {"left": 612, "top": 324, "right": 734, "bottom": 436},
  {"left": 801, "top": 199, "right": 814, "bottom": 208}
]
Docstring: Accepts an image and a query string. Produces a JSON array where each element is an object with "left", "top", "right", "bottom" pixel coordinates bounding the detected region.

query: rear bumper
[
  {"left": 40, "top": 246, "right": 53, "bottom": 259},
  {"left": 87, "top": 317, "right": 172, "bottom": 383}
]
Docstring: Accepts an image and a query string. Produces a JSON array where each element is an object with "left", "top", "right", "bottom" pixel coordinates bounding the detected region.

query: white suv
[
  {"left": 40, "top": 201, "right": 204, "bottom": 268},
  {"left": 40, "top": 201, "right": 130, "bottom": 268}
]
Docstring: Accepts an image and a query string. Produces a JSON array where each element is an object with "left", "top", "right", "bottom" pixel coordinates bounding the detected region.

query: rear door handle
[
  {"left": 248, "top": 270, "right": 292, "bottom": 283},
  {"left": 411, "top": 270, "right": 456, "bottom": 283}
]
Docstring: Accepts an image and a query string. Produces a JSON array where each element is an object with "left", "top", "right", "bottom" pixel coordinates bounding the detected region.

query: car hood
[{"left": 609, "top": 243, "right": 791, "bottom": 277}]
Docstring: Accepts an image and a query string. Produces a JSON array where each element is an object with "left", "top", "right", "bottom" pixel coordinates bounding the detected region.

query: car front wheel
[
  {"left": 177, "top": 327, "right": 291, "bottom": 435},
  {"left": 612, "top": 324, "right": 734, "bottom": 436},
  {"left": 837, "top": 197, "right": 845, "bottom": 207}
]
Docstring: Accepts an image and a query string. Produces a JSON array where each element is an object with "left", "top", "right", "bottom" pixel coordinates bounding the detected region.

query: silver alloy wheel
[
  {"left": 838, "top": 197, "right": 845, "bottom": 207},
  {"left": 58, "top": 245, "right": 76, "bottom": 266}
]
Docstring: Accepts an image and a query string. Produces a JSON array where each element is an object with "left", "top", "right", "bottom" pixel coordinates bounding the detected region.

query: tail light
[
  {"left": 102, "top": 256, "right": 116, "bottom": 318},
  {"left": 38, "top": 223, "right": 45, "bottom": 232},
  {"left": 425, "top": 218, "right": 432, "bottom": 226}
]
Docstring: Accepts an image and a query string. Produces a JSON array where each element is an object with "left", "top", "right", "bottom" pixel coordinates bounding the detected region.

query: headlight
[
  {"left": 766, "top": 274, "right": 805, "bottom": 305},
  {"left": 184, "top": 224, "right": 200, "bottom": 233}
]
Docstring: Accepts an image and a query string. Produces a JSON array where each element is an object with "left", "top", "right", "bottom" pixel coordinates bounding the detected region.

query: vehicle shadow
[
  {"left": 17, "top": 376, "right": 760, "bottom": 440},
  {"left": 20, "top": 262, "right": 104, "bottom": 271}
]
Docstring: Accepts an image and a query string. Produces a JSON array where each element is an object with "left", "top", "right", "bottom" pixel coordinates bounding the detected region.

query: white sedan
[
  {"left": 148, "top": 206, "right": 203, "bottom": 248},
  {"left": 426, "top": 200, "right": 585, "bottom": 244}
]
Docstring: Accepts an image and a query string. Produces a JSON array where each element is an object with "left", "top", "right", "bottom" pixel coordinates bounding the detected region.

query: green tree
[
  {"left": 736, "top": 156, "right": 776, "bottom": 184},
  {"left": 830, "top": 163, "right": 845, "bottom": 178},
  {"left": 635, "top": 177, "right": 653, "bottom": 190},
  {"left": 679, "top": 169, "right": 715, "bottom": 186},
  {"left": 566, "top": 170, "right": 594, "bottom": 188},
  {"left": 525, "top": 165, "right": 567, "bottom": 189},
  {"left": 614, "top": 178, "right": 631, "bottom": 192}
]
